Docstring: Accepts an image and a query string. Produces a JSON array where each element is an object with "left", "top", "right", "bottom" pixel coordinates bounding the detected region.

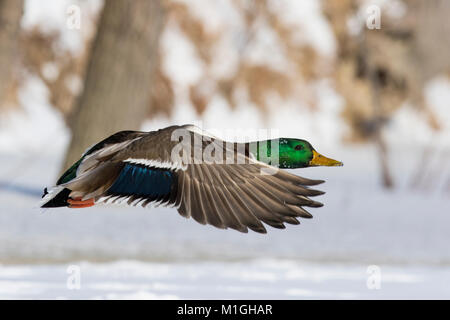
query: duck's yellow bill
[{"left": 309, "top": 150, "right": 343, "bottom": 167}]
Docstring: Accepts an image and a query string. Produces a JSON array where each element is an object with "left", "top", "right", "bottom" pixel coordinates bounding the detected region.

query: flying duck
[{"left": 41, "top": 125, "right": 343, "bottom": 233}]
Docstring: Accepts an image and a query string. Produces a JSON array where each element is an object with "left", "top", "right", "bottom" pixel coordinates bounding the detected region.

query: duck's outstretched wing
[{"left": 174, "top": 162, "right": 324, "bottom": 233}]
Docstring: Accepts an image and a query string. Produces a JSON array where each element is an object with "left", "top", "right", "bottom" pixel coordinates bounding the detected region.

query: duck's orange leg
[{"left": 68, "top": 197, "right": 95, "bottom": 208}]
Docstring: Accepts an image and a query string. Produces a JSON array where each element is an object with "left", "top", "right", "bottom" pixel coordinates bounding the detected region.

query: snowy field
[{"left": 2, "top": 260, "right": 450, "bottom": 299}]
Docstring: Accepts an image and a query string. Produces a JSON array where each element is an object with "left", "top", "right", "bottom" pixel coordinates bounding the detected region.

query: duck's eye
[{"left": 295, "top": 145, "right": 303, "bottom": 151}]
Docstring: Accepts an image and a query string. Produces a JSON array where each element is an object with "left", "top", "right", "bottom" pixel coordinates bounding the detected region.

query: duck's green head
[{"left": 278, "top": 138, "right": 343, "bottom": 169}]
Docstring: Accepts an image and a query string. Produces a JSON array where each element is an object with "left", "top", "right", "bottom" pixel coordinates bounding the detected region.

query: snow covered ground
[{"left": 2, "top": 259, "right": 450, "bottom": 300}]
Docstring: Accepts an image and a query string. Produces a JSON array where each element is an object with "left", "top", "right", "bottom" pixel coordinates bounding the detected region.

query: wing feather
[{"left": 200, "top": 165, "right": 245, "bottom": 232}]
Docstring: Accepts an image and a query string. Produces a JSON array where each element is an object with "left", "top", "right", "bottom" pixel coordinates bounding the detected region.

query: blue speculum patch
[{"left": 108, "top": 163, "right": 174, "bottom": 198}]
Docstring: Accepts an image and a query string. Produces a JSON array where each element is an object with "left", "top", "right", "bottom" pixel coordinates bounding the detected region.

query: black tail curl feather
[{"left": 41, "top": 188, "right": 72, "bottom": 208}]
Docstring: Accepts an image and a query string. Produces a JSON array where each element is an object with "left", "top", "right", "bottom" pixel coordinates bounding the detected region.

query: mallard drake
[{"left": 41, "top": 124, "right": 343, "bottom": 233}]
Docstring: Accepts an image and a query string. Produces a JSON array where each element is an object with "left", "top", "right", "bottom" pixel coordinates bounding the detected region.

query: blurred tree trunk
[
  {"left": 62, "top": 0, "right": 165, "bottom": 170},
  {"left": 365, "top": 41, "right": 394, "bottom": 189},
  {"left": 0, "top": 0, "right": 23, "bottom": 108}
]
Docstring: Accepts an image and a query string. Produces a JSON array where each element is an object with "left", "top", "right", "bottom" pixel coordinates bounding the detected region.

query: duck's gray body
[{"left": 41, "top": 125, "right": 325, "bottom": 233}]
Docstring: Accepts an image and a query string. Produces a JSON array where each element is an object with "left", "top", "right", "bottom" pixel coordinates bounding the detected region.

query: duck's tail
[
  {"left": 40, "top": 130, "right": 147, "bottom": 209},
  {"left": 40, "top": 186, "right": 95, "bottom": 208},
  {"left": 40, "top": 186, "right": 70, "bottom": 208}
]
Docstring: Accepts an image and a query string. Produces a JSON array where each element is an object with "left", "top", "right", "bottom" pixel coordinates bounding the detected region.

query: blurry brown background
[{"left": 0, "top": 0, "right": 449, "bottom": 189}]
